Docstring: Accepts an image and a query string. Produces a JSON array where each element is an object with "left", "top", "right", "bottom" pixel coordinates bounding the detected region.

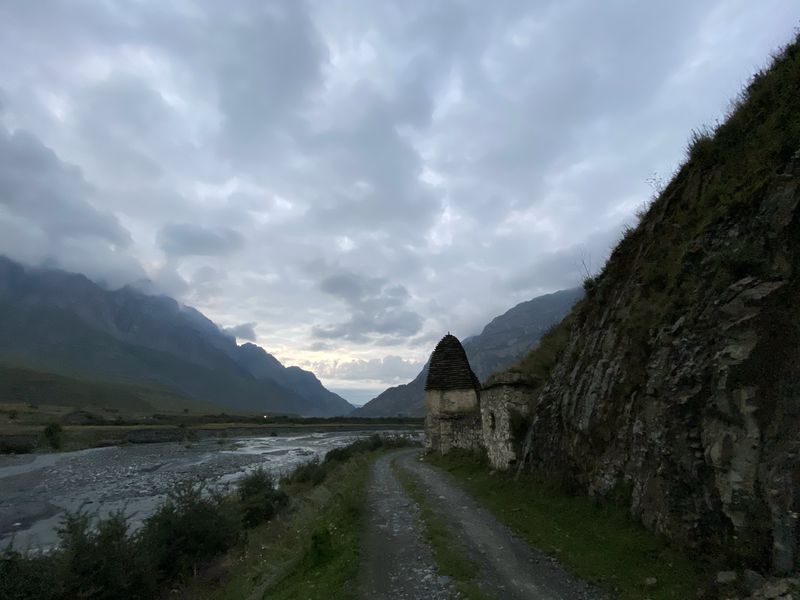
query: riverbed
[{"left": 0, "top": 430, "right": 418, "bottom": 552}]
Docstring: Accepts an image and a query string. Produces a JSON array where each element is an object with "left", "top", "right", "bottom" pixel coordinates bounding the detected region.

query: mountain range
[
  {"left": 352, "top": 287, "right": 583, "bottom": 417},
  {"left": 0, "top": 256, "right": 353, "bottom": 416}
]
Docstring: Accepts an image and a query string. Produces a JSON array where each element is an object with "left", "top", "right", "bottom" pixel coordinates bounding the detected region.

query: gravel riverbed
[{"left": 0, "top": 430, "right": 418, "bottom": 552}]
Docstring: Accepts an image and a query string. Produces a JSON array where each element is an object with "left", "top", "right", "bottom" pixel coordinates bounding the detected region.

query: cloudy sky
[{"left": 0, "top": 1, "right": 797, "bottom": 404}]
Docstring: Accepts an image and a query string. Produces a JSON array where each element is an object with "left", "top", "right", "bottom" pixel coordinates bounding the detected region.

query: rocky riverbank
[{"left": 0, "top": 429, "right": 420, "bottom": 551}]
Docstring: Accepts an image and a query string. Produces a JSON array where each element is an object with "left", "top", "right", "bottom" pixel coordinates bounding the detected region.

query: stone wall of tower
[
  {"left": 480, "top": 382, "right": 534, "bottom": 470},
  {"left": 425, "top": 388, "right": 482, "bottom": 453},
  {"left": 423, "top": 379, "right": 536, "bottom": 468}
]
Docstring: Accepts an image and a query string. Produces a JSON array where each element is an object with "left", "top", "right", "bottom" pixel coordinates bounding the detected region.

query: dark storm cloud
[
  {"left": 210, "top": 2, "right": 328, "bottom": 153},
  {"left": 157, "top": 223, "right": 244, "bottom": 257},
  {"left": 313, "top": 270, "right": 424, "bottom": 342},
  {"left": 0, "top": 121, "right": 144, "bottom": 287},
  {"left": 223, "top": 322, "right": 258, "bottom": 341},
  {"left": 0, "top": 125, "right": 130, "bottom": 245},
  {"left": 72, "top": 75, "right": 176, "bottom": 180}
]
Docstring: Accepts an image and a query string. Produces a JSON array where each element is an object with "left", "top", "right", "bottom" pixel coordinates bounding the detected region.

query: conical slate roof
[{"left": 424, "top": 334, "right": 480, "bottom": 392}]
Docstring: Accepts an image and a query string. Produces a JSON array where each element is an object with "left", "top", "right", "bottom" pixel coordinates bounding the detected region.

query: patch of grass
[
  {"left": 0, "top": 363, "right": 216, "bottom": 415},
  {"left": 426, "top": 453, "right": 710, "bottom": 600},
  {"left": 42, "top": 422, "right": 63, "bottom": 449},
  {"left": 261, "top": 476, "right": 363, "bottom": 600},
  {"left": 203, "top": 453, "right": 377, "bottom": 600},
  {"left": 501, "top": 314, "right": 575, "bottom": 388},
  {"left": 394, "top": 462, "right": 494, "bottom": 600},
  {"left": 282, "top": 457, "right": 328, "bottom": 486}
]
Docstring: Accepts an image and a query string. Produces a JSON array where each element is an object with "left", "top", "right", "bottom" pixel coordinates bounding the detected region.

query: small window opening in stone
[{"left": 489, "top": 412, "right": 496, "bottom": 431}]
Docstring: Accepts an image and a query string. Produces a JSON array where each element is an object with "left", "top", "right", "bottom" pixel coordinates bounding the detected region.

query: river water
[{"left": 0, "top": 430, "right": 418, "bottom": 552}]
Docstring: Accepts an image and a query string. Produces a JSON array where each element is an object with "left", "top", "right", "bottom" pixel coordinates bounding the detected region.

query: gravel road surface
[{"left": 359, "top": 449, "right": 607, "bottom": 600}]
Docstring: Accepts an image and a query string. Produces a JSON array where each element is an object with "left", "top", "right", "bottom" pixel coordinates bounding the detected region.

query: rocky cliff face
[{"left": 517, "top": 42, "right": 800, "bottom": 573}]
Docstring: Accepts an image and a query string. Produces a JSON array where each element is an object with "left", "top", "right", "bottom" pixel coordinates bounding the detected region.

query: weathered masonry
[
  {"left": 424, "top": 333, "right": 531, "bottom": 469},
  {"left": 424, "top": 334, "right": 482, "bottom": 454}
]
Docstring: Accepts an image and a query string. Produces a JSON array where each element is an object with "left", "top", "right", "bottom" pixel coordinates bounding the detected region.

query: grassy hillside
[
  {"left": 0, "top": 300, "right": 315, "bottom": 415},
  {"left": 0, "top": 364, "right": 219, "bottom": 414}
]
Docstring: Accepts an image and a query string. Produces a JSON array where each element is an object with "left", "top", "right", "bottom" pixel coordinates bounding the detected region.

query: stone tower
[{"left": 424, "top": 334, "right": 482, "bottom": 454}]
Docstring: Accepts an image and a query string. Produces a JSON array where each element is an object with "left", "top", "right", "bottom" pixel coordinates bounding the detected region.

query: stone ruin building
[
  {"left": 424, "top": 333, "right": 482, "bottom": 454},
  {"left": 424, "top": 333, "right": 532, "bottom": 470}
]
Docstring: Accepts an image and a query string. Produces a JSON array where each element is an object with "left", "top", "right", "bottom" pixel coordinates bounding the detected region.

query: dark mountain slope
[
  {"left": 353, "top": 370, "right": 428, "bottom": 418},
  {"left": 235, "top": 343, "right": 353, "bottom": 415},
  {"left": 353, "top": 288, "right": 582, "bottom": 417},
  {"left": 0, "top": 258, "right": 352, "bottom": 416},
  {"left": 0, "top": 298, "right": 316, "bottom": 414},
  {"left": 0, "top": 364, "right": 218, "bottom": 414}
]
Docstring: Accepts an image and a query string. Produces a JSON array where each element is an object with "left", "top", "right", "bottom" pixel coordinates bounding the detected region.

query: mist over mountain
[
  {"left": 353, "top": 288, "right": 583, "bottom": 417},
  {"left": 0, "top": 256, "right": 353, "bottom": 416}
]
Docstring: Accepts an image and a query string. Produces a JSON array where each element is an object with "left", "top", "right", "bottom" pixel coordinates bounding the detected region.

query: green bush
[
  {"left": 0, "top": 548, "right": 58, "bottom": 600},
  {"left": 283, "top": 457, "right": 328, "bottom": 486},
  {"left": 57, "top": 510, "right": 151, "bottom": 600},
  {"left": 685, "top": 124, "right": 718, "bottom": 166},
  {"left": 516, "top": 316, "right": 575, "bottom": 387},
  {"left": 139, "top": 482, "right": 241, "bottom": 583},
  {"left": 43, "top": 422, "right": 63, "bottom": 450},
  {"left": 326, "top": 434, "right": 411, "bottom": 463},
  {"left": 582, "top": 276, "right": 597, "bottom": 294},
  {"left": 238, "top": 468, "right": 288, "bottom": 528},
  {"left": 284, "top": 434, "right": 415, "bottom": 487},
  {"left": 306, "top": 527, "right": 335, "bottom": 567}
]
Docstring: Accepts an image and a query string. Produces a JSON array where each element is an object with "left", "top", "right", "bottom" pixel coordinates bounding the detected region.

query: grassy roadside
[
  {"left": 198, "top": 451, "right": 375, "bottom": 600},
  {"left": 393, "top": 461, "right": 494, "bottom": 600},
  {"left": 183, "top": 437, "right": 418, "bottom": 599},
  {"left": 426, "top": 452, "right": 710, "bottom": 600}
]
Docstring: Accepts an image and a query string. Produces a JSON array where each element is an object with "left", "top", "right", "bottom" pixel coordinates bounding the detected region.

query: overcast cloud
[{"left": 0, "top": 1, "right": 797, "bottom": 403}]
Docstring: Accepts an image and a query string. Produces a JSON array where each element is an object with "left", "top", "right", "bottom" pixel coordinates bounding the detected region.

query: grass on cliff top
[
  {"left": 499, "top": 312, "right": 576, "bottom": 387},
  {"left": 427, "top": 452, "right": 710, "bottom": 600}
]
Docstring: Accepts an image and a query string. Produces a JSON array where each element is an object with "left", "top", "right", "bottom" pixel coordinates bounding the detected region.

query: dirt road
[
  {"left": 358, "top": 451, "right": 455, "bottom": 599},
  {"left": 359, "top": 449, "right": 607, "bottom": 600}
]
